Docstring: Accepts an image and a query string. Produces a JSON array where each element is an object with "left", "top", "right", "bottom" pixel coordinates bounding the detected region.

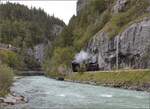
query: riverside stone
[{"left": 0, "top": 94, "right": 27, "bottom": 106}]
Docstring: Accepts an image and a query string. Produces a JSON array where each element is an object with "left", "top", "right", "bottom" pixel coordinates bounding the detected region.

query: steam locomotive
[{"left": 72, "top": 59, "right": 99, "bottom": 72}]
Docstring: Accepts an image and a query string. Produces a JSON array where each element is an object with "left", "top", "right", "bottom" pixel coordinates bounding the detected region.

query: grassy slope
[
  {"left": 66, "top": 70, "right": 150, "bottom": 91},
  {"left": 0, "top": 49, "right": 22, "bottom": 69}
]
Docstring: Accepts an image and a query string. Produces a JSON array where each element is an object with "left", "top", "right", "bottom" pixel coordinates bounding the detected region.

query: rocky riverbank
[
  {"left": 0, "top": 93, "right": 28, "bottom": 107},
  {"left": 1, "top": 76, "right": 149, "bottom": 109},
  {"left": 0, "top": 76, "right": 27, "bottom": 107}
]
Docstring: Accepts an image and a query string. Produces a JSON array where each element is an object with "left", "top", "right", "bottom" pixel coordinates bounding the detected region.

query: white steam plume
[{"left": 74, "top": 50, "right": 90, "bottom": 63}]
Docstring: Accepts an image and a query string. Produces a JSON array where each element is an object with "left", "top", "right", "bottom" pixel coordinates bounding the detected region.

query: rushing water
[{"left": 9, "top": 76, "right": 149, "bottom": 109}]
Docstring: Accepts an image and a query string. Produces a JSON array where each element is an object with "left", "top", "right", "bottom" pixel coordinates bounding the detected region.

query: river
[{"left": 8, "top": 76, "right": 150, "bottom": 109}]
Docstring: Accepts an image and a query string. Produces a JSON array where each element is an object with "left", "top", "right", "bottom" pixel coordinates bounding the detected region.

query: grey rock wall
[
  {"left": 113, "top": 0, "right": 150, "bottom": 13},
  {"left": 51, "top": 24, "right": 64, "bottom": 37},
  {"left": 86, "top": 18, "right": 150, "bottom": 70},
  {"left": 113, "top": 0, "right": 128, "bottom": 13},
  {"left": 27, "top": 24, "right": 64, "bottom": 64},
  {"left": 34, "top": 44, "right": 44, "bottom": 63},
  {"left": 77, "top": 0, "right": 90, "bottom": 14}
]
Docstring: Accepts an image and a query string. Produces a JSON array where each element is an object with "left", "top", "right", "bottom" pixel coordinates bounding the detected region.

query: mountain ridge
[{"left": 0, "top": 2, "right": 65, "bottom": 70}]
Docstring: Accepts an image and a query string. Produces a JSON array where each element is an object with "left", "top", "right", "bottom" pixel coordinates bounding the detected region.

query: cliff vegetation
[
  {"left": 0, "top": 2, "right": 65, "bottom": 70},
  {"left": 45, "top": 0, "right": 150, "bottom": 76}
]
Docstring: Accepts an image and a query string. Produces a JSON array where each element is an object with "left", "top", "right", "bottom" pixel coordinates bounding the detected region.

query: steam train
[{"left": 72, "top": 61, "right": 99, "bottom": 72}]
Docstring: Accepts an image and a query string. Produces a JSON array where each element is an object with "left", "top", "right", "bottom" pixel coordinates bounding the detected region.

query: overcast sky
[{"left": 1, "top": 0, "right": 77, "bottom": 24}]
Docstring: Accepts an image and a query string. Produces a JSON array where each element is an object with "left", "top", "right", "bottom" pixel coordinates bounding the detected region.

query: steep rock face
[
  {"left": 28, "top": 24, "right": 64, "bottom": 63},
  {"left": 34, "top": 44, "right": 44, "bottom": 63},
  {"left": 113, "top": 0, "right": 128, "bottom": 13},
  {"left": 51, "top": 24, "right": 64, "bottom": 37},
  {"left": 86, "top": 18, "right": 150, "bottom": 70},
  {"left": 77, "top": 0, "right": 90, "bottom": 14},
  {"left": 113, "top": 0, "right": 150, "bottom": 13}
]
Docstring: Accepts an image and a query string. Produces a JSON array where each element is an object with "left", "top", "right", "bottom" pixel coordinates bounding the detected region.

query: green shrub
[
  {"left": 0, "top": 50, "right": 19, "bottom": 68},
  {"left": 0, "top": 64, "right": 14, "bottom": 96},
  {"left": 23, "top": 55, "right": 40, "bottom": 70},
  {"left": 90, "top": 0, "right": 107, "bottom": 14},
  {"left": 44, "top": 47, "right": 74, "bottom": 77}
]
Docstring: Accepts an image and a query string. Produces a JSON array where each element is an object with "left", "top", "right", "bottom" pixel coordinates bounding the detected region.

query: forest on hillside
[
  {"left": 0, "top": 2, "right": 65, "bottom": 71},
  {"left": 0, "top": 2, "right": 65, "bottom": 48},
  {"left": 0, "top": 2, "right": 66, "bottom": 96}
]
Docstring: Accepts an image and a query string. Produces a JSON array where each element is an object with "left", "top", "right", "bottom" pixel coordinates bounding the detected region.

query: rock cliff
[
  {"left": 86, "top": 18, "right": 150, "bottom": 70},
  {"left": 77, "top": 0, "right": 90, "bottom": 14},
  {"left": 28, "top": 24, "right": 64, "bottom": 64},
  {"left": 83, "top": 0, "right": 150, "bottom": 70}
]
